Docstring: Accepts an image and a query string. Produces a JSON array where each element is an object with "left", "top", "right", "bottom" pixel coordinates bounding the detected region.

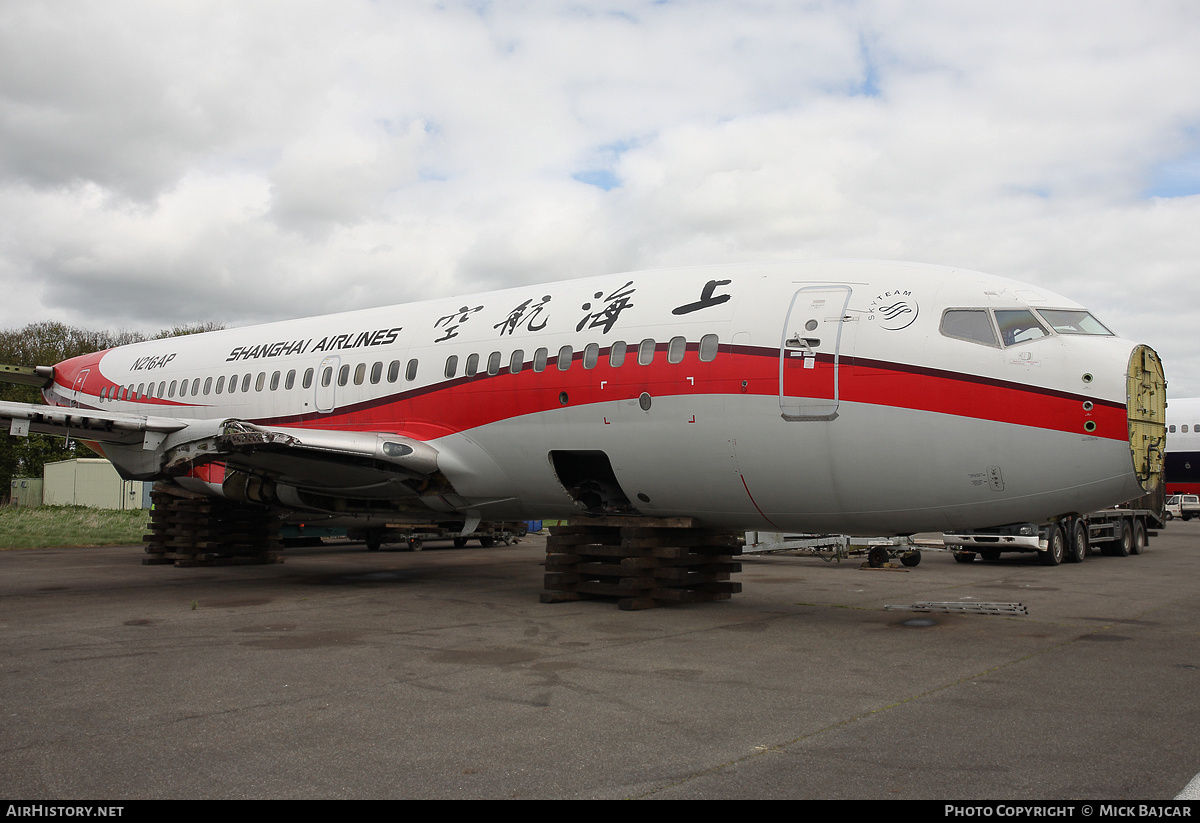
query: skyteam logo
[{"left": 868, "top": 290, "right": 919, "bottom": 331}]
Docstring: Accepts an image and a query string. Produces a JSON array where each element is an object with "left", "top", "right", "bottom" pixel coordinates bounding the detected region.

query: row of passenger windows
[
  {"left": 940, "top": 308, "right": 1113, "bottom": 348},
  {"left": 1168, "top": 425, "right": 1195, "bottom": 434},
  {"left": 444, "top": 335, "right": 719, "bottom": 379},
  {"left": 100, "top": 358, "right": 420, "bottom": 403},
  {"left": 99, "top": 334, "right": 721, "bottom": 403}
]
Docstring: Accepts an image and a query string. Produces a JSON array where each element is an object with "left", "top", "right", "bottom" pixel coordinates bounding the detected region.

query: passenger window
[
  {"left": 270, "top": 372, "right": 280, "bottom": 391},
  {"left": 1184, "top": 425, "right": 1190, "bottom": 433},
  {"left": 168, "top": 381, "right": 177, "bottom": 398},
  {"left": 583, "top": 343, "right": 599, "bottom": 369},
  {"left": 487, "top": 352, "right": 501, "bottom": 375},
  {"left": 557, "top": 345, "right": 573, "bottom": 371},
  {"left": 303, "top": 369, "right": 314, "bottom": 389},
  {"left": 609, "top": 341, "right": 627, "bottom": 367},
  {"left": 638, "top": 338, "right": 655, "bottom": 365},
  {"left": 668, "top": 336, "right": 686, "bottom": 364},
  {"left": 994, "top": 310, "right": 1049, "bottom": 346},
  {"left": 444, "top": 355, "right": 458, "bottom": 379},
  {"left": 510, "top": 350, "right": 524, "bottom": 374},
  {"left": 465, "top": 354, "right": 479, "bottom": 376},
  {"left": 699, "top": 334, "right": 718, "bottom": 362},
  {"left": 370, "top": 362, "right": 382, "bottom": 384},
  {"left": 338, "top": 365, "right": 350, "bottom": 387},
  {"left": 388, "top": 360, "right": 400, "bottom": 382},
  {"left": 321, "top": 367, "right": 332, "bottom": 388},
  {"left": 241, "top": 374, "right": 252, "bottom": 392},
  {"left": 941, "top": 310, "right": 999, "bottom": 347},
  {"left": 533, "top": 348, "right": 548, "bottom": 372},
  {"left": 255, "top": 373, "right": 266, "bottom": 392},
  {"left": 203, "top": 377, "right": 212, "bottom": 395},
  {"left": 191, "top": 378, "right": 201, "bottom": 396},
  {"left": 215, "top": 376, "right": 225, "bottom": 393},
  {"left": 159, "top": 381, "right": 167, "bottom": 397},
  {"left": 406, "top": 359, "right": 418, "bottom": 381},
  {"left": 1169, "top": 425, "right": 1176, "bottom": 433},
  {"left": 285, "top": 370, "right": 296, "bottom": 390},
  {"left": 136, "top": 383, "right": 145, "bottom": 399},
  {"left": 353, "top": 363, "right": 366, "bottom": 385}
]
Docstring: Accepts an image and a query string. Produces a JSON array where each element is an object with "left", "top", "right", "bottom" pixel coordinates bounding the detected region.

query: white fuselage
[
  {"left": 1166, "top": 397, "right": 1200, "bottom": 496},
  {"left": 44, "top": 260, "right": 1158, "bottom": 534}
]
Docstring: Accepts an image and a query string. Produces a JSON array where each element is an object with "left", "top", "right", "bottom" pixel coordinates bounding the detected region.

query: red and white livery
[{"left": 2, "top": 260, "right": 1166, "bottom": 535}]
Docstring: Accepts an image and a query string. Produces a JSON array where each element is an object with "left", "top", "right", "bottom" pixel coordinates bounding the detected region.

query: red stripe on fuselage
[{"left": 247, "top": 344, "right": 1126, "bottom": 442}]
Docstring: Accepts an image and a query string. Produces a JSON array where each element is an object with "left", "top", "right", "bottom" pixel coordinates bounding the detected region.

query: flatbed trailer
[
  {"left": 347, "top": 521, "right": 528, "bottom": 551},
  {"left": 281, "top": 519, "right": 528, "bottom": 551},
  {"left": 943, "top": 488, "right": 1164, "bottom": 566}
]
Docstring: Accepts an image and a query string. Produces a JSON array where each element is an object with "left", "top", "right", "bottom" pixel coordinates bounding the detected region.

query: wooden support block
[
  {"left": 540, "top": 591, "right": 585, "bottom": 603},
  {"left": 544, "top": 519, "right": 746, "bottom": 609}
]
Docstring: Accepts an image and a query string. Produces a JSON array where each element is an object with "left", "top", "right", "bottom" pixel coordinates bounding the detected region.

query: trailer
[
  {"left": 943, "top": 487, "right": 1165, "bottom": 566},
  {"left": 280, "top": 518, "right": 529, "bottom": 551},
  {"left": 347, "top": 521, "right": 528, "bottom": 552}
]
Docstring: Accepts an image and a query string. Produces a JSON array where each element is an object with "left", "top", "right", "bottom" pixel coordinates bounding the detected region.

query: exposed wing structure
[
  {"left": 0, "top": 399, "right": 186, "bottom": 446},
  {"left": 0, "top": 399, "right": 445, "bottom": 514},
  {"left": 0, "top": 364, "right": 55, "bottom": 389}
]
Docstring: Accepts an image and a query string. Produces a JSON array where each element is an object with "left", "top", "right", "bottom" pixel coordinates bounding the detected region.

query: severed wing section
[
  {"left": 1, "top": 399, "right": 447, "bottom": 515},
  {"left": 0, "top": 399, "right": 187, "bottom": 448}
]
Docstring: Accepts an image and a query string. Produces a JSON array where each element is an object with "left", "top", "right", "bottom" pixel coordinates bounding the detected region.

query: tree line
[{"left": 1, "top": 321, "right": 223, "bottom": 499}]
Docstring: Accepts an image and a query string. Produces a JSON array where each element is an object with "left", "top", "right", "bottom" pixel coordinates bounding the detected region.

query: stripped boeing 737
[{"left": 0, "top": 260, "right": 1166, "bottom": 537}]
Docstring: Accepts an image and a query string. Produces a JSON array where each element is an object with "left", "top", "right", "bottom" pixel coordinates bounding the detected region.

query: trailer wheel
[
  {"left": 479, "top": 536, "right": 495, "bottom": 548},
  {"left": 867, "top": 546, "right": 890, "bottom": 567},
  {"left": 453, "top": 537, "right": 468, "bottom": 548},
  {"left": 1130, "top": 520, "right": 1146, "bottom": 555},
  {"left": 900, "top": 551, "right": 921, "bottom": 567},
  {"left": 365, "top": 532, "right": 382, "bottom": 552},
  {"left": 953, "top": 552, "right": 976, "bottom": 563},
  {"left": 1111, "top": 519, "right": 1132, "bottom": 557},
  {"left": 407, "top": 538, "right": 423, "bottom": 552},
  {"left": 1039, "top": 523, "right": 1064, "bottom": 566},
  {"left": 1067, "top": 519, "right": 1088, "bottom": 563}
]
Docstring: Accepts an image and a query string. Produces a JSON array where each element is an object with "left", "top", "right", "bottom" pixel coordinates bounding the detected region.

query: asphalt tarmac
[{"left": 2, "top": 520, "right": 1198, "bottom": 799}]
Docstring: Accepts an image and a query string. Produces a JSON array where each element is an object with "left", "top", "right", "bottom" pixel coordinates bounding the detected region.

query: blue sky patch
[
  {"left": 573, "top": 169, "right": 620, "bottom": 190},
  {"left": 1145, "top": 150, "right": 1200, "bottom": 198},
  {"left": 855, "top": 34, "right": 882, "bottom": 98}
]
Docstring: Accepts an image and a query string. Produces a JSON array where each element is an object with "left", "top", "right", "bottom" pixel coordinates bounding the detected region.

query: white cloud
[{"left": 1, "top": 0, "right": 1198, "bottom": 392}]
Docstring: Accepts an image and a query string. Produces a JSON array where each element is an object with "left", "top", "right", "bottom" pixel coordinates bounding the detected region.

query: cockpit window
[
  {"left": 940, "top": 310, "right": 999, "bottom": 347},
  {"left": 1035, "top": 309, "right": 1113, "bottom": 336},
  {"left": 994, "top": 309, "right": 1049, "bottom": 346}
]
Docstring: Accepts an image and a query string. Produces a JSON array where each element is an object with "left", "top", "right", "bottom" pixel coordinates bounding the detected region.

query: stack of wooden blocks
[
  {"left": 541, "top": 516, "right": 743, "bottom": 610},
  {"left": 143, "top": 483, "right": 283, "bottom": 566}
]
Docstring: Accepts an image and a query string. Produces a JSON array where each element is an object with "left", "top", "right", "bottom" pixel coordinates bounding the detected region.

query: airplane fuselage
[
  {"left": 1165, "top": 397, "right": 1200, "bottom": 496},
  {"left": 36, "top": 260, "right": 1164, "bottom": 535}
]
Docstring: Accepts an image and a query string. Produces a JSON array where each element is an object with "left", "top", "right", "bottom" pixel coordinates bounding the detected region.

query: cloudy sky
[{"left": 2, "top": 1, "right": 1198, "bottom": 395}]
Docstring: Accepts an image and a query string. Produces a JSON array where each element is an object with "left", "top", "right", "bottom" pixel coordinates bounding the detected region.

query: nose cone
[{"left": 1126, "top": 344, "right": 1166, "bottom": 493}]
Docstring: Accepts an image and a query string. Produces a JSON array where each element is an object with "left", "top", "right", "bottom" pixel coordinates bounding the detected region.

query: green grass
[{"left": 0, "top": 505, "right": 148, "bottom": 549}]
